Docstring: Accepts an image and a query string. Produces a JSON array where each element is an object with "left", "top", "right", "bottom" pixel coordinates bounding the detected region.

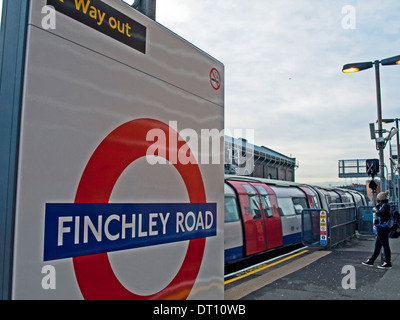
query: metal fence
[
  {"left": 329, "top": 203, "right": 357, "bottom": 248},
  {"left": 302, "top": 203, "right": 357, "bottom": 248}
]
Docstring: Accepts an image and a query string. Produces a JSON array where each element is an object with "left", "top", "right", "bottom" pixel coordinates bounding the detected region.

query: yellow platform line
[{"left": 224, "top": 249, "right": 309, "bottom": 285}]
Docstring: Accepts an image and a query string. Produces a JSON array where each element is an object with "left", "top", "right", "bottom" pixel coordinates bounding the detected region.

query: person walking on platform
[{"left": 362, "top": 190, "right": 392, "bottom": 269}]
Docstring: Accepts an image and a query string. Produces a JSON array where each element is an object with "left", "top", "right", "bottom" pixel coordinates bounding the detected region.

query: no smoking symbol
[{"left": 210, "top": 68, "right": 221, "bottom": 90}]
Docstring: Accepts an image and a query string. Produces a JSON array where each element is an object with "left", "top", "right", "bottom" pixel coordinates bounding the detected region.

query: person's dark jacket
[{"left": 375, "top": 200, "right": 391, "bottom": 227}]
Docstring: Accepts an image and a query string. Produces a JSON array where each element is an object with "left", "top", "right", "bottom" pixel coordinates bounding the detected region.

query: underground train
[{"left": 224, "top": 175, "right": 367, "bottom": 264}]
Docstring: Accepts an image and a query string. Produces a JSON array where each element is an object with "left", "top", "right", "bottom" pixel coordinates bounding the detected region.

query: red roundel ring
[{"left": 73, "top": 118, "right": 207, "bottom": 300}]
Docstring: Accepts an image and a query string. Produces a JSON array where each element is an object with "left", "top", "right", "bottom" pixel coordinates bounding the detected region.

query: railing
[
  {"left": 329, "top": 203, "right": 357, "bottom": 248},
  {"left": 302, "top": 203, "right": 357, "bottom": 248}
]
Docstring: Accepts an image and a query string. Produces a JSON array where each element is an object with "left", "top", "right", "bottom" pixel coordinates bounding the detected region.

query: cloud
[{"left": 157, "top": 0, "right": 400, "bottom": 185}]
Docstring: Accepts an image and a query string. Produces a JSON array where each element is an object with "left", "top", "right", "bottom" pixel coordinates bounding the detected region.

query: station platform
[{"left": 225, "top": 234, "right": 400, "bottom": 300}]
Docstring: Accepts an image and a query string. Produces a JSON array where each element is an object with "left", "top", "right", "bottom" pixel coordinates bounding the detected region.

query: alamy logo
[
  {"left": 41, "top": 5, "right": 56, "bottom": 30},
  {"left": 342, "top": 5, "right": 356, "bottom": 30},
  {"left": 146, "top": 121, "right": 255, "bottom": 175},
  {"left": 41, "top": 265, "right": 56, "bottom": 290},
  {"left": 341, "top": 265, "right": 356, "bottom": 290}
]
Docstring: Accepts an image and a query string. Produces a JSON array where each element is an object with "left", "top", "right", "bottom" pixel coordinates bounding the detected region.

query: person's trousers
[{"left": 370, "top": 226, "right": 391, "bottom": 263}]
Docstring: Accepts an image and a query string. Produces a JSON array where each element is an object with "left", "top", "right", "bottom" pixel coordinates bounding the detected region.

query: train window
[
  {"left": 342, "top": 193, "right": 353, "bottom": 204},
  {"left": 254, "top": 185, "right": 268, "bottom": 195},
  {"left": 242, "top": 184, "right": 256, "bottom": 194},
  {"left": 224, "top": 197, "right": 240, "bottom": 223},
  {"left": 293, "top": 197, "right": 307, "bottom": 214},
  {"left": 253, "top": 185, "right": 273, "bottom": 218},
  {"left": 276, "top": 198, "right": 296, "bottom": 216},
  {"left": 330, "top": 193, "right": 341, "bottom": 204},
  {"left": 248, "top": 195, "right": 262, "bottom": 220},
  {"left": 311, "top": 196, "right": 319, "bottom": 208},
  {"left": 352, "top": 193, "right": 363, "bottom": 207},
  {"left": 260, "top": 195, "right": 273, "bottom": 218},
  {"left": 252, "top": 185, "right": 273, "bottom": 218}
]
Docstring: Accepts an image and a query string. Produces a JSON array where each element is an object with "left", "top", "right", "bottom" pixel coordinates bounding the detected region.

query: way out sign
[{"left": 7, "top": 0, "right": 224, "bottom": 300}]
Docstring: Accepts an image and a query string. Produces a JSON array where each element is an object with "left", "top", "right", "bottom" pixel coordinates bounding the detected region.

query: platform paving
[{"left": 234, "top": 235, "right": 400, "bottom": 300}]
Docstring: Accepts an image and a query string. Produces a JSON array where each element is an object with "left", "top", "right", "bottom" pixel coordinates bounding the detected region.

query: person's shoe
[
  {"left": 362, "top": 259, "right": 374, "bottom": 267},
  {"left": 378, "top": 262, "right": 392, "bottom": 269}
]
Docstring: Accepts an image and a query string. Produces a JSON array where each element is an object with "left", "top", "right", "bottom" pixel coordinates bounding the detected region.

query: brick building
[{"left": 225, "top": 136, "right": 298, "bottom": 182}]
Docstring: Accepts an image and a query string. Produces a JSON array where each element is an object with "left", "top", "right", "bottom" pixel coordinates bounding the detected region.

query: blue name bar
[{"left": 44, "top": 203, "right": 217, "bottom": 261}]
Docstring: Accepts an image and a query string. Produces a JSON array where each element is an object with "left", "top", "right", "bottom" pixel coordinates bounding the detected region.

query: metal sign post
[
  {"left": 0, "top": 0, "right": 30, "bottom": 300},
  {"left": 130, "top": 0, "right": 156, "bottom": 20}
]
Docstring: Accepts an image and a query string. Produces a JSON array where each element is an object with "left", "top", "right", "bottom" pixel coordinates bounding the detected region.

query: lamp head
[
  {"left": 381, "top": 55, "right": 400, "bottom": 66},
  {"left": 381, "top": 119, "right": 395, "bottom": 124},
  {"left": 342, "top": 61, "right": 373, "bottom": 73}
]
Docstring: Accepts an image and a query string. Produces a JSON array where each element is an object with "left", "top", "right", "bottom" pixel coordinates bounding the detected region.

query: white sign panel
[{"left": 12, "top": 0, "right": 224, "bottom": 299}]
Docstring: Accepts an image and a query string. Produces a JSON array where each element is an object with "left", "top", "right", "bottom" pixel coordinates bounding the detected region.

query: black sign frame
[{"left": 47, "top": 0, "right": 147, "bottom": 54}]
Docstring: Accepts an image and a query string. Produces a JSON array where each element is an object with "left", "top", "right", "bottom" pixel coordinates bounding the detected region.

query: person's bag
[{"left": 386, "top": 209, "right": 397, "bottom": 230}]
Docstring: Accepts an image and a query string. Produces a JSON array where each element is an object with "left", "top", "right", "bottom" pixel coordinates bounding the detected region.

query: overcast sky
[
  {"left": 1, "top": 1, "right": 399, "bottom": 186},
  {"left": 153, "top": 0, "right": 400, "bottom": 186}
]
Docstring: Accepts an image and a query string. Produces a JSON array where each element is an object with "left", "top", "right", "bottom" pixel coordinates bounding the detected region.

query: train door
[
  {"left": 226, "top": 180, "right": 267, "bottom": 256},
  {"left": 312, "top": 187, "right": 331, "bottom": 211},
  {"left": 250, "top": 183, "right": 283, "bottom": 249},
  {"left": 299, "top": 186, "right": 321, "bottom": 238},
  {"left": 270, "top": 186, "right": 308, "bottom": 246},
  {"left": 299, "top": 186, "right": 321, "bottom": 209}
]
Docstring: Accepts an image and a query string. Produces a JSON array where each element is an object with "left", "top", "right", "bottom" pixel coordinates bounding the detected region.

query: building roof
[{"left": 225, "top": 135, "right": 296, "bottom": 165}]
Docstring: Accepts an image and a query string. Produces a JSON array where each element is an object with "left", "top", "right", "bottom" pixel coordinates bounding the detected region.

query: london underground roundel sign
[{"left": 72, "top": 118, "right": 208, "bottom": 300}]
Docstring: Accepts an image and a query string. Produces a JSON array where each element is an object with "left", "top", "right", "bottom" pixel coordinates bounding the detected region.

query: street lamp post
[
  {"left": 397, "top": 118, "right": 400, "bottom": 212},
  {"left": 342, "top": 54, "right": 400, "bottom": 192},
  {"left": 373, "top": 60, "right": 386, "bottom": 192}
]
